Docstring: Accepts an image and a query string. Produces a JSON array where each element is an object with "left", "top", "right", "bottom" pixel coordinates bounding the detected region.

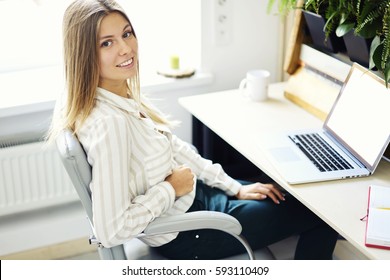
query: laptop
[{"left": 259, "top": 63, "right": 390, "bottom": 184}]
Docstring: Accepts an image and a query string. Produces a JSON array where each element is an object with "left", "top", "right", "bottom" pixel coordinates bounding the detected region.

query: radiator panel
[{"left": 0, "top": 142, "right": 77, "bottom": 216}]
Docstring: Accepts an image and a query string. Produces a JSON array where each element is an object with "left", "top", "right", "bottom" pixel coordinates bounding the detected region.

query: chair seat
[
  {"left": 123, "top": 236, "right": 298, "bottom": 260},
  {"left": 124, "top": 239, "right": 166, "bottom": 260}
]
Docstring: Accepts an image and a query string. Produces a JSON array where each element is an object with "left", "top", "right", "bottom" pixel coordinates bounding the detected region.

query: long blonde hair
[{"left": 47, "top": 0, "right": 172, "bottom": 142}]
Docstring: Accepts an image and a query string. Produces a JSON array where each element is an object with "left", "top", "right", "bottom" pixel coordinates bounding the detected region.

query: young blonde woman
[{"left": 49, "top": 0, "right": 338, "bottom": 259}]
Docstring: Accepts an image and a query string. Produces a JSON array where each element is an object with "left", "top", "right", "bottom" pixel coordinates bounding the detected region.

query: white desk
[{"left": 179, "top": 83, "right": 390, "bottom": 260}]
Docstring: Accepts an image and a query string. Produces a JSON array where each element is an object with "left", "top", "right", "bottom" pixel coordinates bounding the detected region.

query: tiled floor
[{"left": 64, "top": 250, "right": 100, "bottom": 260}]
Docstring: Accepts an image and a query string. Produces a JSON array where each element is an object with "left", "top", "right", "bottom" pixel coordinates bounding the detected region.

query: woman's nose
[{"left": 118, "top": 39, "right": 131, "bottom": 55}]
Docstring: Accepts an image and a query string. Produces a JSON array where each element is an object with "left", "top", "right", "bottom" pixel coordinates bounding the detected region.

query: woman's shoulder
[{"left": 79, "top": 103, "right": 130, "bottom": 134}]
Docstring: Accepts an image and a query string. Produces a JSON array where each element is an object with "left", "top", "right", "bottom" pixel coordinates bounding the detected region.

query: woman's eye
[
  {"left": 123, "top": 31, "right": 133, "bottom": 38},
  {"left": 101, "top": 41, "right": 112, "bottom": 48}
]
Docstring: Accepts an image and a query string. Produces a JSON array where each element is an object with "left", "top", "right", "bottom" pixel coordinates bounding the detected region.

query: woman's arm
[{"left": 170, "top": 134, "right": 241, "bottom": 196}]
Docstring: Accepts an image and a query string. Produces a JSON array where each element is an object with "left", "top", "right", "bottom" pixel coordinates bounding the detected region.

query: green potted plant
[
  {"left": 302, "top": 0, "right": 346, "bottom": 53},
  {"left": 268, "top": 0, "right": 390, "bottom": 85},
  {"left": 320, "top": 0, "right": 390, "bottom": 83},
  {"left": 268, "top": 0, "right": 346, "bottom": 53},
  {"left": 352, "top": 1, "right": 390, "bottom": 84},
  {"left": 319, "top": 0, "right": 371, "bottom": 67}
]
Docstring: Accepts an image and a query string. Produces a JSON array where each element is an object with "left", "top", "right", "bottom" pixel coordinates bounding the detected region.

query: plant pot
[
  {"left": 343, "top": 30, "right": 371, "bottom": 68},
  {"left": 302, "top": 11, "right": 346, "bottom": 53}
]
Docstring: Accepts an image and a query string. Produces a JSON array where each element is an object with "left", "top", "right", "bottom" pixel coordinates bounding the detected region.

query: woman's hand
[
  {"left": 236, "top": 182, "right": 286, "bottom": 204},
  {"left": 165, "top": 165, "right": 194, "bottom": 197}
]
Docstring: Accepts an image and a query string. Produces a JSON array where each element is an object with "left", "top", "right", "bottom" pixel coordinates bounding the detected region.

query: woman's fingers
[
  {"left": 238, "top": 183, "right": 286, "bottom": 204},
  {"left": 259, "top": 183, "right": 286, "bottom": 204}
]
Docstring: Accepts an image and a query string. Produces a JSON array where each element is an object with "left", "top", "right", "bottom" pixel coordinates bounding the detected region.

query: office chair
[{"left": 56, "top": 128, "right": 293, "bottom": 260}]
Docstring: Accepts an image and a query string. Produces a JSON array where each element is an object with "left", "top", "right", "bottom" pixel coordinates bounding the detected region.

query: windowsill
[
  {"left": 0, "top": 66, "right": 213, "bottom": 118},
  {"left": 141, "top": 71, "right": 214, "bottom": 94}
]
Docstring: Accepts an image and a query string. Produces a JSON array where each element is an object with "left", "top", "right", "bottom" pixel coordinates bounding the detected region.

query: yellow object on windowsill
[{"left": 157, "top": 55, "right": 195, "bottom": 79}]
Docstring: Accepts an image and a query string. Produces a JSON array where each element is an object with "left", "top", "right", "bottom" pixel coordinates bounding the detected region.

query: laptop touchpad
[{"left": 270, "top": 147, "right": 301, "bottom": 162}]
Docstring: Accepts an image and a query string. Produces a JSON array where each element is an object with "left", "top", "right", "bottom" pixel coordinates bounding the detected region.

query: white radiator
[{"left": 0, "top": 140, "right": 77, "bottom": 216}]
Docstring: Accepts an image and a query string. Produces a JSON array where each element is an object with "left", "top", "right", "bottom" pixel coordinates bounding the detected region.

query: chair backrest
[
  {"left": 56, "top": 129, "right": 93, "bottom": 220},
  {"left": 56, "top": 128, "right": 126, "bottom": 259}
]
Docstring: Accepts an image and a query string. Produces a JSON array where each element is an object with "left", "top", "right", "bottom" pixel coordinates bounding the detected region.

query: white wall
[
  {"left": 148, "top": 0, "right": 282, "bottom": 143},
  {"left": 201, "top": 0, "right": 281, "bottom": 92}
]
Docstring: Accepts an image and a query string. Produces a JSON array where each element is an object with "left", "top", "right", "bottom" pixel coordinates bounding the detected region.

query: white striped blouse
[{"left": 77, "top": 87, "right": 242, "bottom": 248}]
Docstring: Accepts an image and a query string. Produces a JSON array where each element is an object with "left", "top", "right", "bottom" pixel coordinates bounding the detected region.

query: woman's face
[{"left": 98, "top": 12, "right": 138, "bottom": 93}]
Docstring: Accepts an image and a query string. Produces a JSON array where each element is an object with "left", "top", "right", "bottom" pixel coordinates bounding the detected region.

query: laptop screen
[{"left": 324, "top": 64, "right": 390, "bottom": 171}]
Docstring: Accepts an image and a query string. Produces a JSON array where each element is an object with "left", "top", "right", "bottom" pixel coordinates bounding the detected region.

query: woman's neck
[{"left": 99, "top": 81, "right": 129, "bottom": 98}]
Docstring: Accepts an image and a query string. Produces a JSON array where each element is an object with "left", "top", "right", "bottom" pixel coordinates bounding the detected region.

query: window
[
  {"left": 0, "top": 0, "right": 201, "bottom": 108},
  {"left": 0, "top": 0, "right": 68, "bottom": 72},
  {"left": 120, "top": 0, "right": 201, "bottom": 80}
]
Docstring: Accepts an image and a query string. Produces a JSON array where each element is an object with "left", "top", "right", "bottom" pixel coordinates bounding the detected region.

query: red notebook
[{"left": 364, "top": 185, "right": 390, "bottom": 250}]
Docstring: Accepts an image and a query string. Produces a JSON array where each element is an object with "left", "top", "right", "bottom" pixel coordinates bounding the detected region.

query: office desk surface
[{"left": 179, "top": 83, "right": 390, "bottom": 260}]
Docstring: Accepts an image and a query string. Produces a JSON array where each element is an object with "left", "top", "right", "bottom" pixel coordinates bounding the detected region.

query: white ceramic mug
[{"left": 239, "top": 70, "right": 270, "bottom": 102}]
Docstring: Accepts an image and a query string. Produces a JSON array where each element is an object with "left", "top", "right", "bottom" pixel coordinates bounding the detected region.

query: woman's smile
[{"left": 116, "top": 57, "right": 134, "bottom": 68}]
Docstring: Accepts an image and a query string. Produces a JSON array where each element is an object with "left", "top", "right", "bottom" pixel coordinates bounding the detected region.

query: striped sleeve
[
  {"left": 170, "top": 135, "right": 242, "bottom": 196},
  {"left": 82, "top": 115, "right": 175, "bottom": 248}
]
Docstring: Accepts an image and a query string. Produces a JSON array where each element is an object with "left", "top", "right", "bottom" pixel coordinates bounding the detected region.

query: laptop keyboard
[{"left": 290, "top": 133, "right": 354, "bottom": 172}]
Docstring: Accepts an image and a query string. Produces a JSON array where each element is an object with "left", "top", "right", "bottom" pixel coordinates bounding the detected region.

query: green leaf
[
  {"left": 266, "top": 0, "right": 275, "bottom": 14},
  {"left": 369, "top": 36, "right": 382, "bottom": 69},
  {"left": 339, "top": 13, "right": 348, "bottom": 25},
  {"left": 371, "top": 36, "right": 382, "bottom": 50},
  {"left": 336, "top": 23, "right": 355, "bottom": 37},
  {"left": 384, "top": 60, "right": 390, "bottom": 88},
  {"left": 372, "top": 42, "right": 384, "bottom": 71},
  {"left": 357, "top": 18, "right": 381, "bottom": 38}
]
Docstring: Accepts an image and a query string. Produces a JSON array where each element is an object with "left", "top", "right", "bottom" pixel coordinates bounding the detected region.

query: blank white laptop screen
[{"left": 325, "top": 65, "right": 390, "bottom": 170}]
